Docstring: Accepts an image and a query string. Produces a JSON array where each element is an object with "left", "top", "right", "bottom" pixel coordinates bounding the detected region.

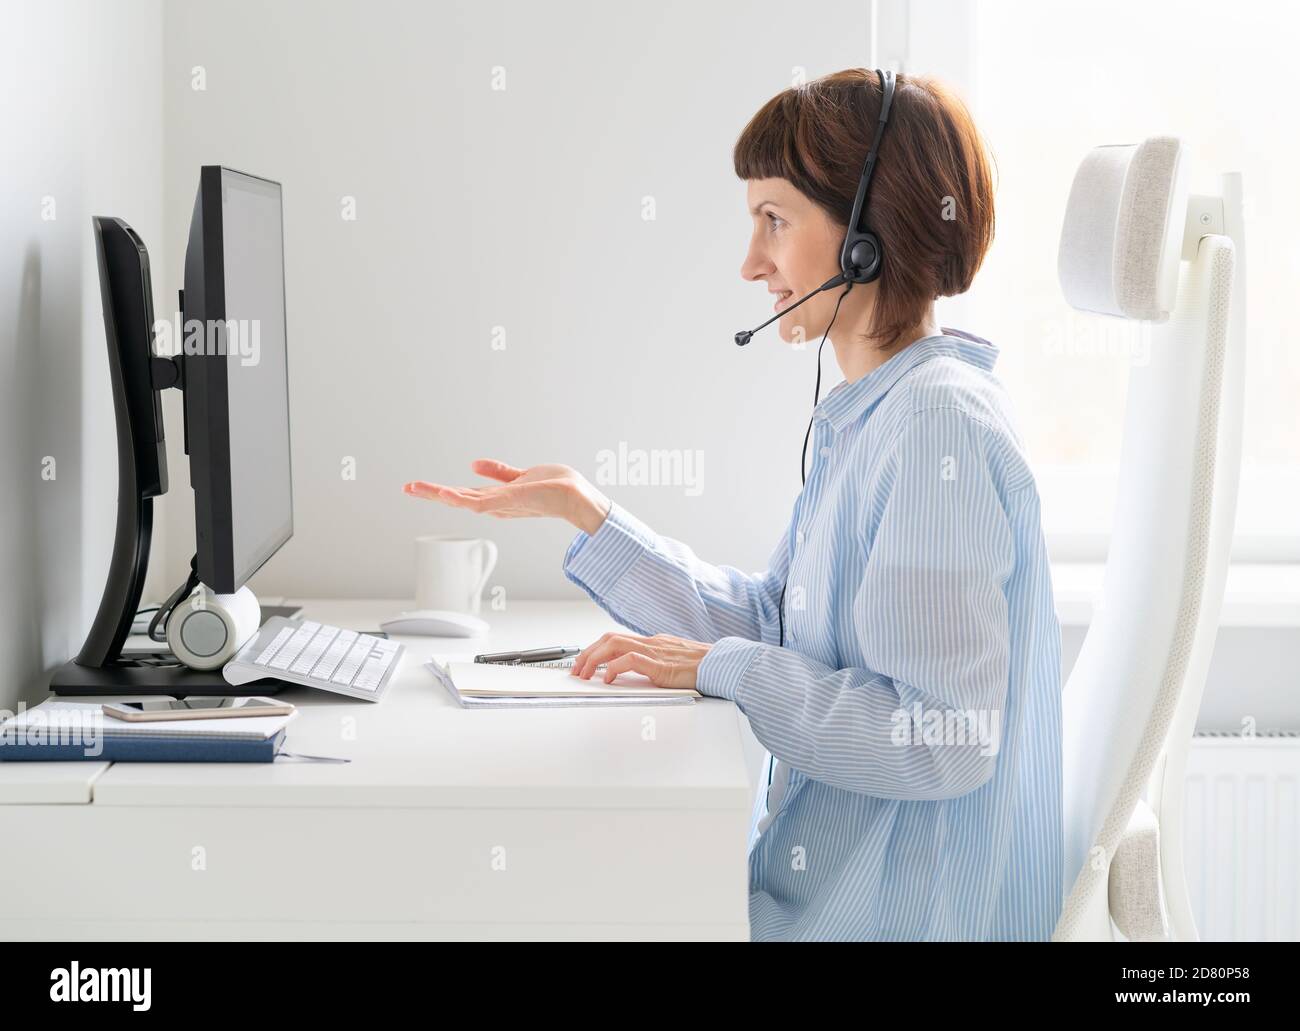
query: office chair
[{"left": 1052, "top": 137, "right": 1246, "bottom": 941}]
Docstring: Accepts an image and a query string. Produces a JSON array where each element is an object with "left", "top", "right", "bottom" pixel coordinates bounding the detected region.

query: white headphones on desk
[{"left": 165, "top": 584, "right": 262, "bottom": 670}]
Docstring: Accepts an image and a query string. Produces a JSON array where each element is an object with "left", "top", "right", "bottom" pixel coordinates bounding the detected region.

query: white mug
[{"left": 414, "top": 535, "right": 498, "bottom": 615}]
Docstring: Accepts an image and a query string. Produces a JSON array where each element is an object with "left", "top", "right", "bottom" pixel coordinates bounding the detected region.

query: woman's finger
[
  {"left": 601, "top": 651, "right": 667, "bottom": 686},
  {"left": 402, "top": 480, "right": 453, "bottom": 500},
  {"left": 472, "top": 458, "right": 524, "bottom": 483},
  {"left": 453, "top": 489, "right": 527, "bottom": 515},
  {"left": 404, "top": 480, "right": 505, "bottom": 503},
  {"left": 575, "top": 636, "right": 636, "bottom": 679},
  {"left": 572, "top": 634, "right": 648, "bottom": 679},
  {"left": 405, "top": 483, "right": 482, "bottom": 508},
  {"left": 437, "top": 485, "right": 491, "bottom": 502},
  {"left": 570, "top": 631, "right": 616, "bottom": 678}
]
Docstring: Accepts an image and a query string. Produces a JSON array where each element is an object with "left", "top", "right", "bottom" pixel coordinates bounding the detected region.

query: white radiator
[{"left": 1183, "top": 734, "right": 1300, "bottom": 941}]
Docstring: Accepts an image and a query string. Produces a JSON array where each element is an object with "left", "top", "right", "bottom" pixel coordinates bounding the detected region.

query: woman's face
[{"left": 741, "top": 177, "right": 855, "bottom": 345}]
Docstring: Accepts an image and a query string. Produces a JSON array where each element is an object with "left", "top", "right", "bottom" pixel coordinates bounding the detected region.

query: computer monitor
[
  {"left": 66, "top": 217, "right": 171, "bottom": 669},
  {"left": 182, "top": 166, "right": 294, "bottom": 594}
]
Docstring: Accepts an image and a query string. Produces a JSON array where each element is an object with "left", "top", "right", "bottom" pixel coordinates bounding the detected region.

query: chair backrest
[{"left": 1052, "top": 137, "right": 1240, "bottom": 939}]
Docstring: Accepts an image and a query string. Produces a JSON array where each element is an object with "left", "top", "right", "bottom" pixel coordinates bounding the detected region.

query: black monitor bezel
[{"left": 183, "top": 165, "right": 294, "bottom": 594}]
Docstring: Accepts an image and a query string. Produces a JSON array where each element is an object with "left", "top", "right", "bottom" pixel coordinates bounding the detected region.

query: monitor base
[{"left": 49, "top": 657, "right": 286, "bottom": 698}]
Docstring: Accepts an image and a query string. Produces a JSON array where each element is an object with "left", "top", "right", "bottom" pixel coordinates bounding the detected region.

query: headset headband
[
  {"left": 838, "top": 68, "right": 896, "bottom": 282},
  {"left": 847, "top": 68, "right": 895, "bottom": 242}
]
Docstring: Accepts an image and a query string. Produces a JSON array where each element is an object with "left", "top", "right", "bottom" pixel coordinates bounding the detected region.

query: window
[{"left": 900, "top": 0, "right": 1299, "bottom": 560}]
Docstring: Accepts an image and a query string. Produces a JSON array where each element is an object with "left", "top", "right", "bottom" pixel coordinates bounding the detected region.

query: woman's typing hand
[
  {"left": 569, "top": 632, "right": 712, "bottom": 689},
  {"left": 403, "top": 459, "right": 612, "bottom": 534}
]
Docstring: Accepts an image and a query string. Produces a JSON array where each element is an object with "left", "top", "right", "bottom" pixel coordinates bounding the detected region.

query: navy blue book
[
  {"left": 0, "top": 729, "right": 286, "bottom": 763},
  {"left": 0, "top": 699, "right": 295, "bottom": 763}
]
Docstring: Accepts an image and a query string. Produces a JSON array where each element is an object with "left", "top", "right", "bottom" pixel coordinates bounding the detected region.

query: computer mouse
[{"left": 379, "top": 609, "right": 490, "bottom": 637}]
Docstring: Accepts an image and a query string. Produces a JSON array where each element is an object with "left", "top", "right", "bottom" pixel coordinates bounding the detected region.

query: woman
[{"left": 404, "top": 69, "right": 1063, "bottom": 942}]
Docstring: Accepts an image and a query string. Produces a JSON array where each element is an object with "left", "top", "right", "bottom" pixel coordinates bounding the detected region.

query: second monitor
[{"left": 183, "top": 166, "right": 294, "bottom": 596}]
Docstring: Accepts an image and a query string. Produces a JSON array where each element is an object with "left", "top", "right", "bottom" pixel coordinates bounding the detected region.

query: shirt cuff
[
  {"left": 696, "top": 636, "right": 763, "bottom": 702},
  {"left": 562, "top": 500, "right": 656, "bottom": 602}
]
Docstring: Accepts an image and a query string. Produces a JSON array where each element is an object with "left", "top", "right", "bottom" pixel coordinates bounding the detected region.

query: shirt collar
[{"left": 813, "top": 327, "right": 999, "bottom": 433}]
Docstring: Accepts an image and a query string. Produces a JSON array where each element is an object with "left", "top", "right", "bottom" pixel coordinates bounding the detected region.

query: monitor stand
[
  {"left": 49, "top": 222, "right": 285, "bottom": 699},
  {"left": 49, "top": 533, "right": 289, "bottom": 696},
  {"left": 49, "top": 655, "right": 284, "bottom": 697},
  {"left": 48, "top": 504, "right": 288, "bottom": 696}
]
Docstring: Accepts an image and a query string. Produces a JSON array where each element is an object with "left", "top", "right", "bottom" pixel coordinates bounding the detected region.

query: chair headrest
[{"left": 1058, "top": 136, "right": 1187, "bottom": 321}]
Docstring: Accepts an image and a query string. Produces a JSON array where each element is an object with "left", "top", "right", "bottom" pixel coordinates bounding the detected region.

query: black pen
[{"left": 474, "top": 646, "right": 582, "bottom": 665}]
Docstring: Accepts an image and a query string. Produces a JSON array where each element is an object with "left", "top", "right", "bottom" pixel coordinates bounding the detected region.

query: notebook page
[{"left": 446, "top": 661, "right": 701, "bottom": 699}]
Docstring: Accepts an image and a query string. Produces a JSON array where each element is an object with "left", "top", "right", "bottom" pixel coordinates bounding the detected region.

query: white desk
[{"left": 0, "top": 600, "right": 753, "bottom": 940}]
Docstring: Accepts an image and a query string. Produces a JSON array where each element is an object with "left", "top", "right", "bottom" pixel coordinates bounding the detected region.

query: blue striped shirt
[{"left": 563, "top": 331, "right": 1063, "bottom": 940}]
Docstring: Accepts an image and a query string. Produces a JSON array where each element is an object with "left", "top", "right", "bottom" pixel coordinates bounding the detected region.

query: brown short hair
[{"left": 734, "top": 69, "right": 996, "bottom": 346}]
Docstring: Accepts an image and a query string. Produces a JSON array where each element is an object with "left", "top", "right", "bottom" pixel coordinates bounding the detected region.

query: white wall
[
  {"left": 0, "top": 0, "right": 164, "bottom": 710},
  {"left": 158, "top": 0, "right": 873, "bottom": 601}
]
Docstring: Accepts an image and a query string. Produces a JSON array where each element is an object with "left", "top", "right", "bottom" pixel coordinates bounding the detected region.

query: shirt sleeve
[
  {"left": 696, "top": 407, "right": 1015, "bottom": 801},
  {"left": 563, "top": 500, "right": 790, "bottom": 644}
]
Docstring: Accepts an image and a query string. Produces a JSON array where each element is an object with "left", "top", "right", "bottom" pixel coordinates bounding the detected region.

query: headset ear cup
[{"left": 848, "top": 235, "right": 880, "bottom": 281}]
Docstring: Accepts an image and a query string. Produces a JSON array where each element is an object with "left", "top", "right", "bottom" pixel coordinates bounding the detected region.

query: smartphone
[{"left": 102, "top": 697, "right": 294, "bottom": 722}]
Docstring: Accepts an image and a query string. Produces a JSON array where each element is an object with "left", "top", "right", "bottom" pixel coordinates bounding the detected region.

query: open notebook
[{"left": 425, "top": 659, "right": 700, "bottom": 708}]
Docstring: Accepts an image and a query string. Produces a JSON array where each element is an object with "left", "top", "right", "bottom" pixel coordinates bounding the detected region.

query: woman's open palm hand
[{"left": 403, "top": 459, "right": 610, "bottom": 533}]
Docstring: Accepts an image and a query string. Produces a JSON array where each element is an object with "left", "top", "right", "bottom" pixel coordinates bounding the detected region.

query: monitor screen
[
  {"left": 218, "top": 170, "right": 293, "bottom": 588},
  {"left": 183, "top": 166, "right": 293, "bottom": 593}
]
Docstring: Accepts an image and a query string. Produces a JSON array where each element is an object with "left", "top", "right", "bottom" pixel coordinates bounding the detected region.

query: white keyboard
[{"left": 223, "top": 616, "right": 404, "bottom": 701}]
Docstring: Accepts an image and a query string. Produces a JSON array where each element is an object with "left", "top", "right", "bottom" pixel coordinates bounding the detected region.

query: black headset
[
  {"left": 735, "top": 69, "right": 899, "bottom": 649},
  {"left": 734, "top": 68, "right": 897, "bottom": 348},
  {"left": 838, "top": 67, "right": 896, "bottom": 285}
]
